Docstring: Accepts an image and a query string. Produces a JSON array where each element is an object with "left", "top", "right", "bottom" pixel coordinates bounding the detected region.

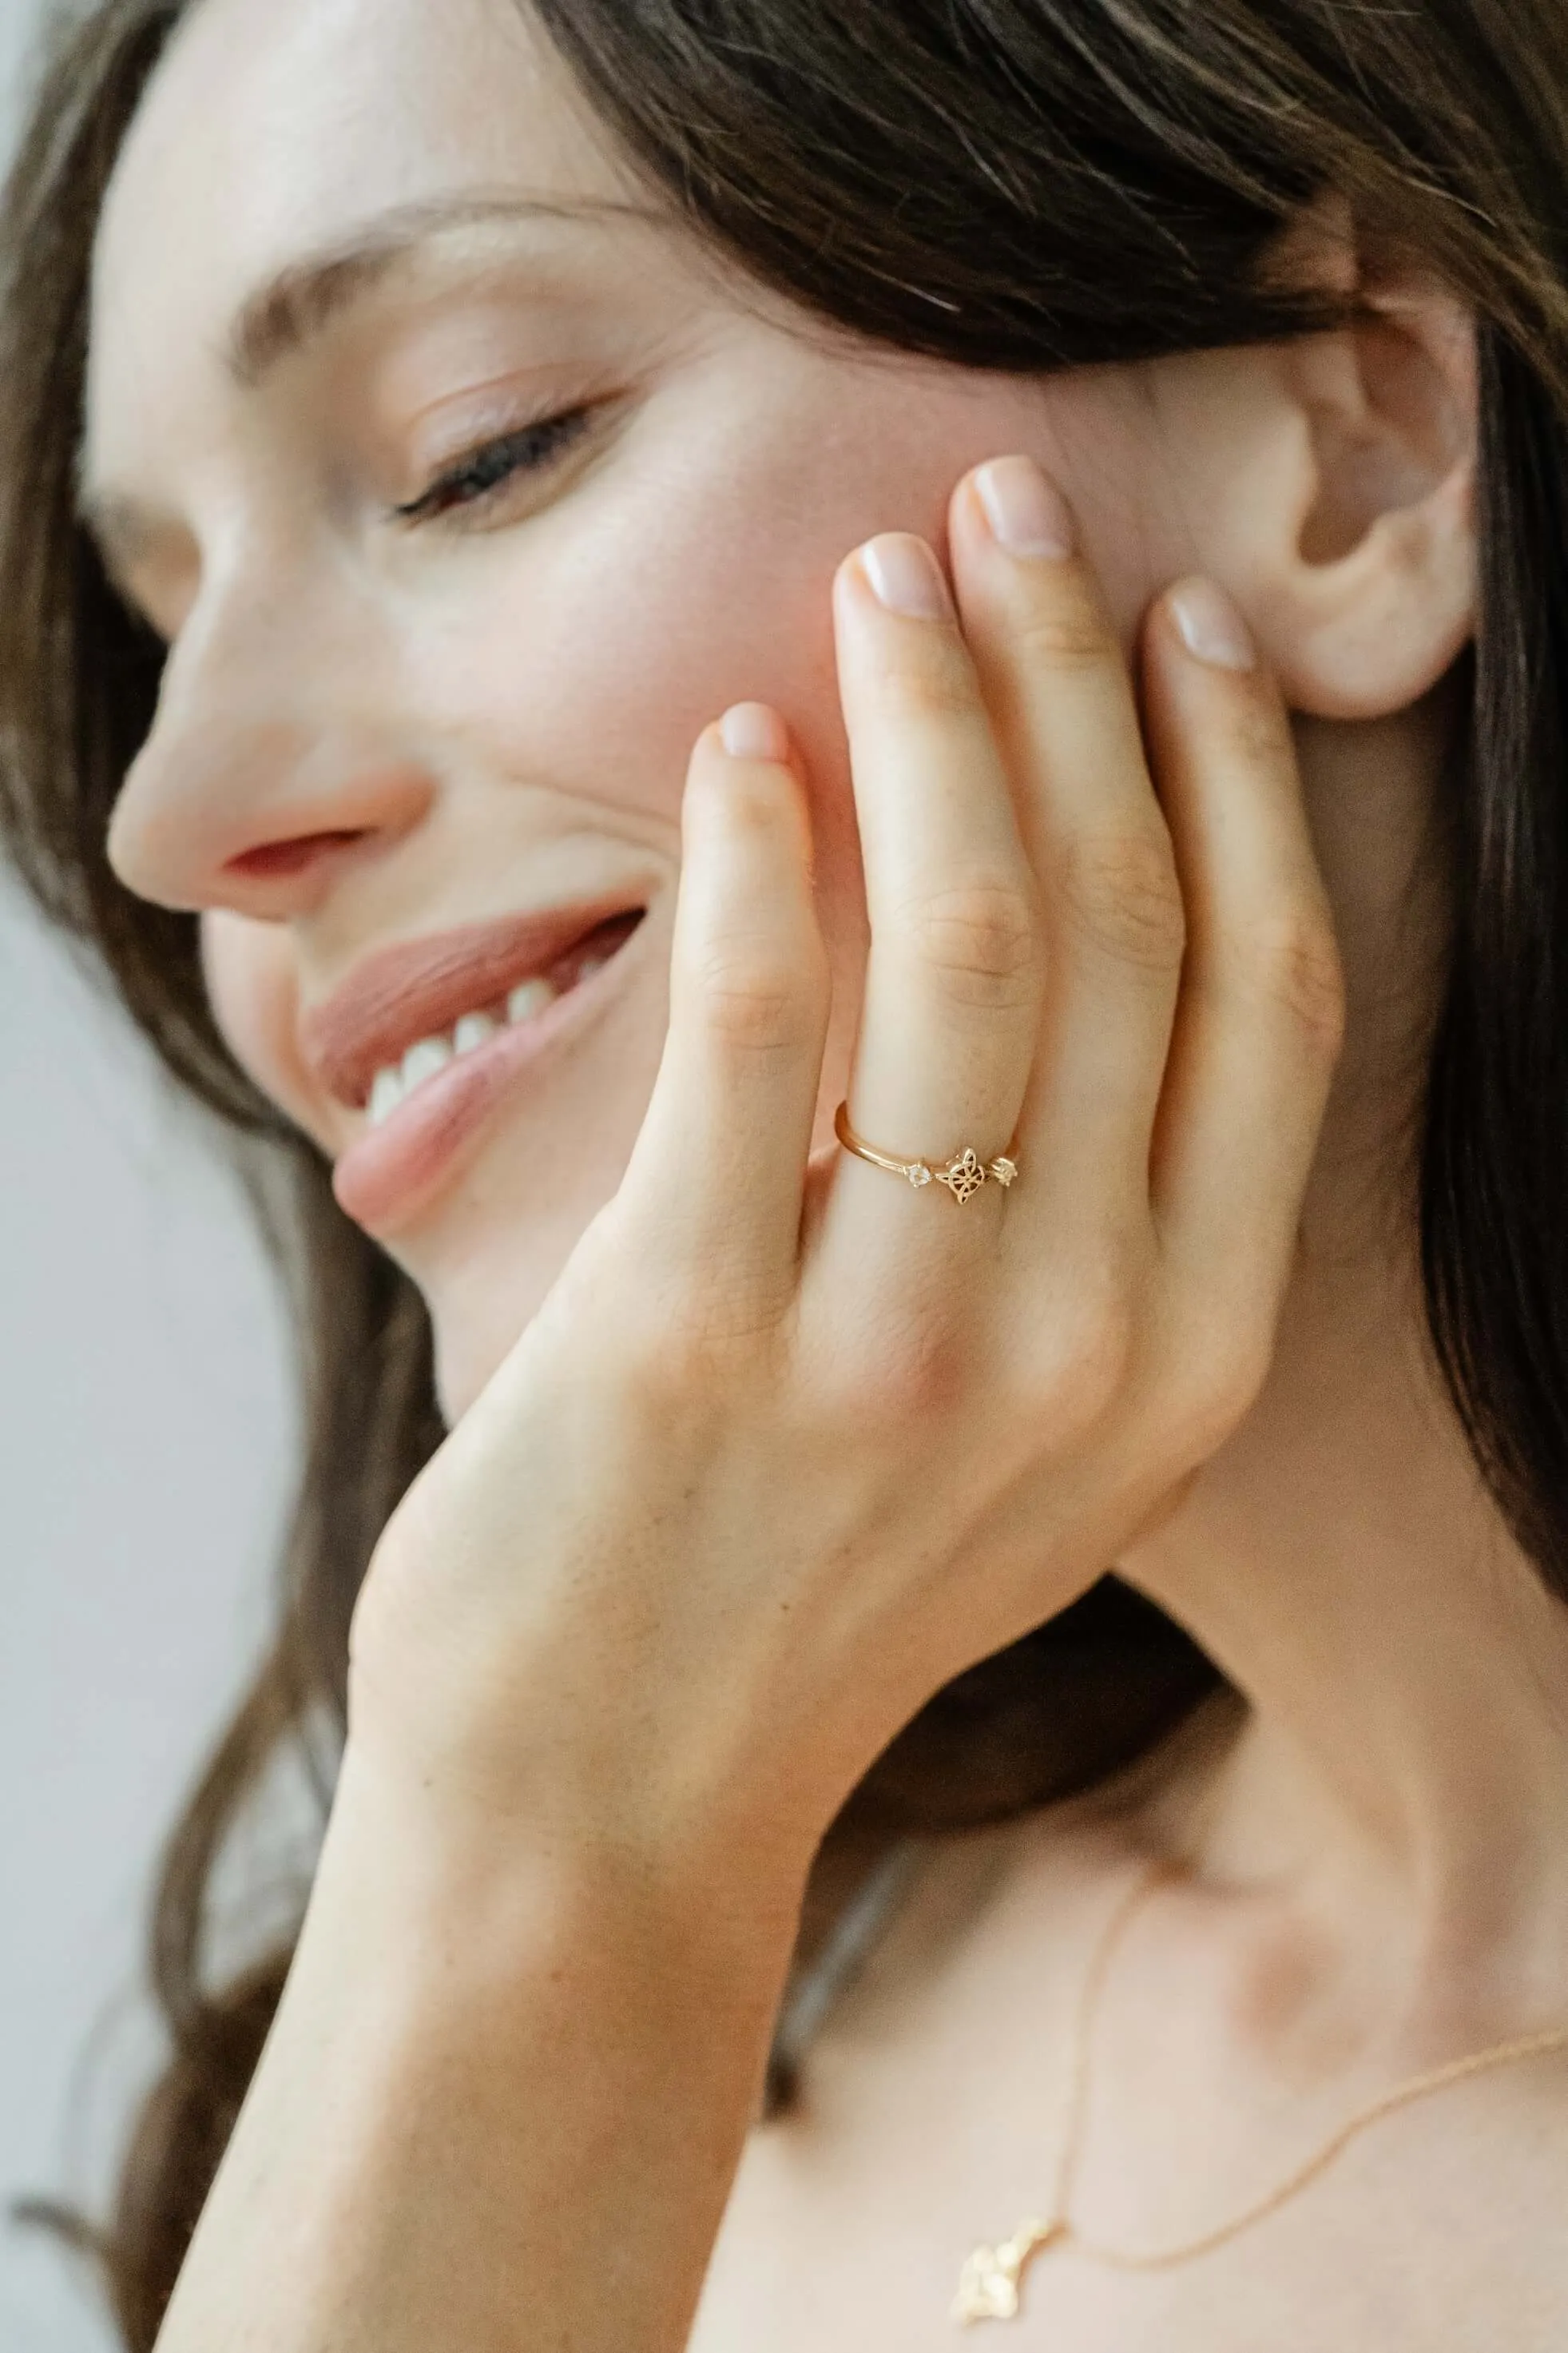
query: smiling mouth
[
  {"left": 303, "top": 900, "right": 649, "bottom": 1114},
  {"left": 323, "top": 903, "right": 650, "bottom": 1236},
  {"left": 360, "top": 907, "right": 644, "bottom": 1127}
]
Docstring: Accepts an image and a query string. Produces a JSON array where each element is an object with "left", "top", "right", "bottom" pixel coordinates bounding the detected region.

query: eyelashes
[
  {"left": 95, "top": 402, "right": 602, "bottom": 645},
  {"left": 391, "top": 403, "right": 596, "bottom": 526}
]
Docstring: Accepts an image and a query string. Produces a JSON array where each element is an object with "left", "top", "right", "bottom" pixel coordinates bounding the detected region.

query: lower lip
[{"left": 331, "top": 922, "right": 647, "bottom": 1236}]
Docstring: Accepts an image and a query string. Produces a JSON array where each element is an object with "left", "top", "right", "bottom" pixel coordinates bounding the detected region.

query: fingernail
[
  {"left": 859, "top": 535, "right": 955, "bottom": 622},
  {"left": 1169, "top": 579, "right": 1256, "bottom": 671},
  {"left": 975, "top": 457, "right": 1076, "bottom": 558},
  {"left": 720, "top": 702, "right": 792, "bottom": 761}
]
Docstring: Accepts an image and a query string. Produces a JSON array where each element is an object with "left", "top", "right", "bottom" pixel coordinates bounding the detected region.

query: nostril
[{"left": 224, "top": 829, "right": 367, "bottom": 881}]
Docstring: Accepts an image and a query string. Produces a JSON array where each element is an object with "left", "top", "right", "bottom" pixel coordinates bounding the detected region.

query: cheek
[
  {"left": 200, "top": 910, "right": 323, "bottom": 1132},
  {"left": 401, "top": 359, "right": 1169, "bottom": 829},
  {"left": 407, "top": 436, "right": 851, "bottom": 821},
  {"left": 395, "top": 364, "right": 1107, "bottom": 952}
]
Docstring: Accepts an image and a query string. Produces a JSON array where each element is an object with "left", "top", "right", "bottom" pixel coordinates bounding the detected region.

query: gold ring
[{"left": 834, "top": 1101, "right": 1019, "bottom": 1203}]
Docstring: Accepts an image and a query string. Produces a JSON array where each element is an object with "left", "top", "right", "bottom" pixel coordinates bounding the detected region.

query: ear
[{"left": 1162, "top": 202, "right": 1479, "bottom": 721}]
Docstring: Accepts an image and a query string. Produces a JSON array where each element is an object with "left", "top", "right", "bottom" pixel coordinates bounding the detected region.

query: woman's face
[{"left": 81, "top": 0, "right": 1342, "bottom": 1417}]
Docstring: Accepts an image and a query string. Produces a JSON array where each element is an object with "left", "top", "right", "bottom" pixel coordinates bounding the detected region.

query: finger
[
  {"left": 812, "top": 535, "right": 1045, "bottom": 1291},
  {"left": 621, "top": 704, "right": 831, "bottom": 1326},
  {"left": 1141, "top": 579, "right": 1345, "bottom": 1310},
  {"left": 949, "top": 459, "right": 1186, "bottom": 1247}
]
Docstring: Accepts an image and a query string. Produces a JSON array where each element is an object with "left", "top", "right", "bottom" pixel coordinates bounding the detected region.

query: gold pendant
[{"left": 951, "top": 2218, "right": 1062, "bottom": 2324}]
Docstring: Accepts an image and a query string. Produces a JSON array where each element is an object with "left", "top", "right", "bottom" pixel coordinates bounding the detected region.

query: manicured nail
[
  {"left": 859, "top": 534, "right": 955, "bottom": 622},
  {"left": 1169, "top": 578, "right": 1256, "bottom": 671},
  {"left": 720, "top": 702, "right": 792, "bottom": 761},
  {"left": 975, "top": 457, "right": 1076, "bottom": 558}
]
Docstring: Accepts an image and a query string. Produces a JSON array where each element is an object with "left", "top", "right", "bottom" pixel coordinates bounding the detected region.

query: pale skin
[{"left": 76, "top": 0, "right": 1568, "bottom": 2345}]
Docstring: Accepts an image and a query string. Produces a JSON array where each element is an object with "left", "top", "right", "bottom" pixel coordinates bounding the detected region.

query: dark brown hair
[{"left": 5, "top": 1, "right": 1568, "bottom": 2343}]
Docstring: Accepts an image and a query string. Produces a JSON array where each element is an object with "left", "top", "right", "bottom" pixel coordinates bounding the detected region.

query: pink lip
[
  {"left": 302, "top": 896, "right": 646, "bottom": 1111},
  {"left": 329, "top": 912, "right": 648, "bottom": 1235}
]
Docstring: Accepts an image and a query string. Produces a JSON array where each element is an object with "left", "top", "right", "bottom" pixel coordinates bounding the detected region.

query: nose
[{"left": 107, "top": 570, "right": 435, "bottom": 921}]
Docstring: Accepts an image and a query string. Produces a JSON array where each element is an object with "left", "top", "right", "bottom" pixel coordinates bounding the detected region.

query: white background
[{"left": 1, "top": 10, "right": 298, "bottom": 2347}]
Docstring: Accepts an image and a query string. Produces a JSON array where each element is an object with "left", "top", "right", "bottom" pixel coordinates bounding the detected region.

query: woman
[{"left": 4, "top": 0, "right": 1568, "bottom": 2343}]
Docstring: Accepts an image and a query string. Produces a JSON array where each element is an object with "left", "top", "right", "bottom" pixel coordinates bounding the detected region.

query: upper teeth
[{"left": 366, "top": 975, "right": 560, "bottom": 1127}]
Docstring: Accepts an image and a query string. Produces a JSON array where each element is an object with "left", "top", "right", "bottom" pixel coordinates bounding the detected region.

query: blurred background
[{"left": 2, "top": 9, "right": 299, "bottom": 2347}]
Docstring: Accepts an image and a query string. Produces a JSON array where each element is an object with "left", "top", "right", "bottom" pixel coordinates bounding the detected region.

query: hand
[{"left": 347, "top": 455, "right": 1344, "bottom": 1897}]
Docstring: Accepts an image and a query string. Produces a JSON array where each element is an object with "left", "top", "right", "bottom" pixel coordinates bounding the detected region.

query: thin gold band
[{"left": 834, "top": 1100, "right": 1019, "bottom": 1202}]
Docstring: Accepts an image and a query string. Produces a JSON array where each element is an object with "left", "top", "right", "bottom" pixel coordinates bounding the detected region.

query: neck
[
  {"left": 1117, "top": 699, "right": 1568, "bottom": 2022},
  {"left": 1125, "top": 1284, "right": 1568, "bottom": 2005}
]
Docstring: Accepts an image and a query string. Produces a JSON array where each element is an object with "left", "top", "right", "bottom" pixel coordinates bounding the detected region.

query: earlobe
[
  {"left": 1252, "top": 242, "right": 1479, "bottom": 722},
  {"left": 1264, "top": 451, "right": 1475, "bottom": 722}
]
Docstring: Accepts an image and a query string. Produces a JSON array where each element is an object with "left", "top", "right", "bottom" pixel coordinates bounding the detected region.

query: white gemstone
[
  {"left": 506, "top": 976, "right": 556, "bottom": 1026},
  {"left": 367, "top": 1067, "right": 406, "bottom": 1127},
  {"left": 401, "top": 1034, "right": 453, "bottom": 1091},
  {"left": 453, "top": 1009, "right": 501, "bottom": 1056},
  {"left": 907, "top": 1163, "right": 933, "bottom": 1188}
]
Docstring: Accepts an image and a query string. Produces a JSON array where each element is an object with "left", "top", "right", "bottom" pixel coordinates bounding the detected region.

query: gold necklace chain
[{"left": 952, "top": 1859, "right": 1568, "bottom": 2326}]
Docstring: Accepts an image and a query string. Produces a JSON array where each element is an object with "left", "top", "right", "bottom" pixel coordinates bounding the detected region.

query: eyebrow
[
  {"left": 222, "top": 191, "right": 660, "bottom": 388},
  {"left": 75, "top": 190, "right": 661, "bottom": 561}
]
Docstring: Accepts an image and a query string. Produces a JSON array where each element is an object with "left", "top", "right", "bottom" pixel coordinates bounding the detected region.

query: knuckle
[
  {"left": 902, "top": 879, "right": 1043, "bottom": 1012},
  {"left": 618, "top": 1286, "right": 784, "bottom": 1406},
  {"left": 689, "top": 942, "right": 816, "bottom": 1055},
  {"left": 667, "top": 1285, "right": 795, "bottom": 1365},
  {"left": 881, "top": 635, "right": 982, "bottom": 725},
  {"left": 1025, "top": 1251, "right": 1143, "bottom": 1428},
  {"left": 819, "top": 1294, "right": 977, "bottom": 1433},
  {"left": 1055, "top": 827, "right": 1187, "bottom": 972},
  {"left": 1052, "top": 1295, "right": 1140, "bottom": 1428},
  {"left": 1244, "top": 908, "right": 1347, "bottom": 1054},
  {"left": 1012, "top": 586, "right": 1118, "bottom": 674},
  {"left": 1228, "top": 698, "right": 1296, "bottom": 773}
]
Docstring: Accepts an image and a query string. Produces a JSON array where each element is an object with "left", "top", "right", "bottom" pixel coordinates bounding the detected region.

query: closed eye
[{"left": 391, "top": 405, "right": 595, "bottom": 526}]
